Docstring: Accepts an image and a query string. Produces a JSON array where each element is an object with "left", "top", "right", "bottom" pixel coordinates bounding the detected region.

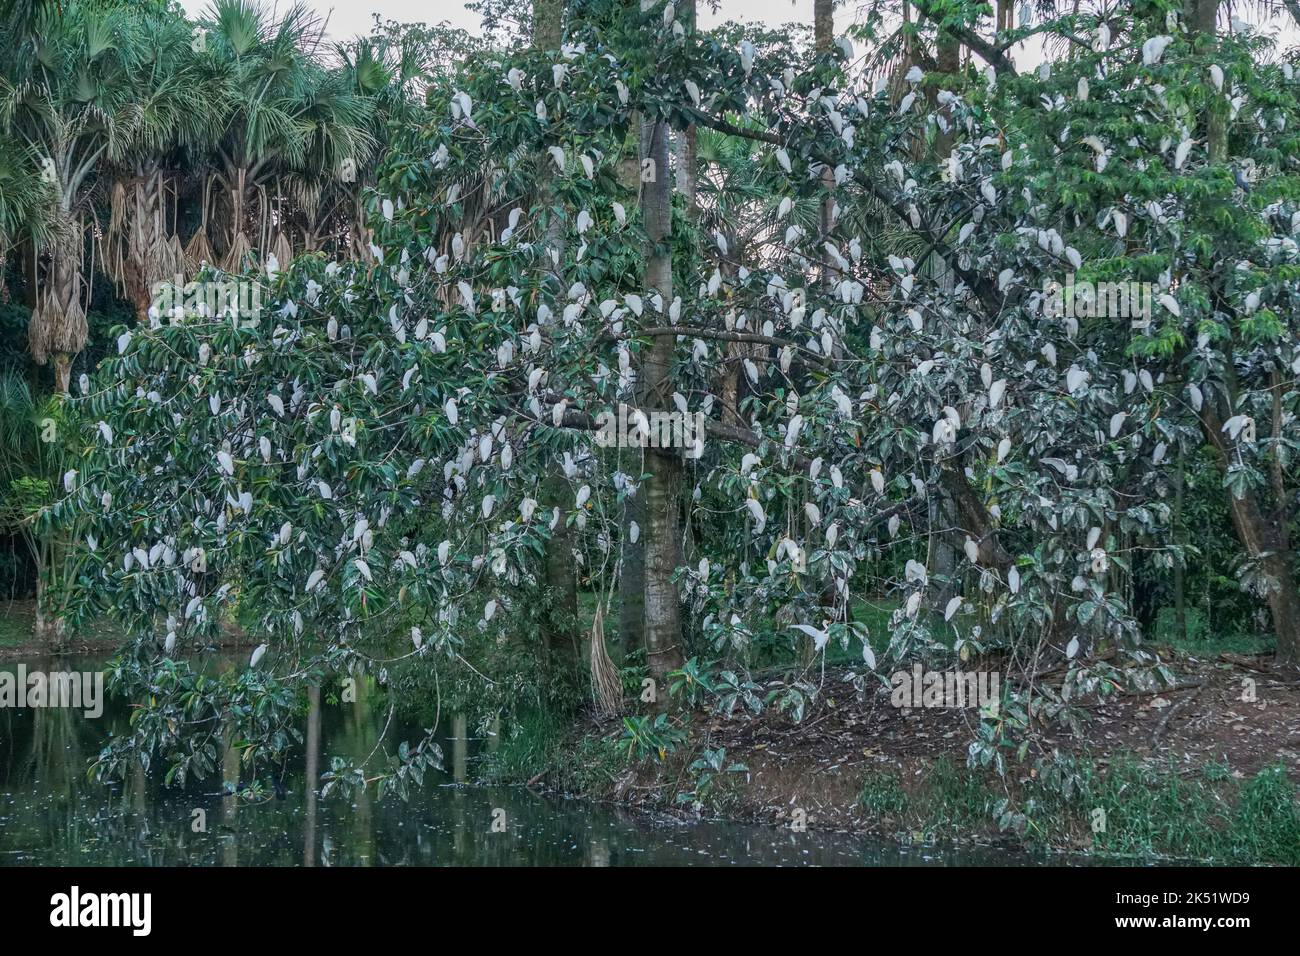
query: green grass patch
[
  {"left": 478, "top": 705, "right": 571, "bottom": 785},
  {"left": 0, "top": 604, "right": 33, "bottom": 648},
  {"left": 1151, "top": 606, "right": 1272, "bottom": 656},
  {"left": 858, "top": 755, "right": 1300, "bottom": 864}
]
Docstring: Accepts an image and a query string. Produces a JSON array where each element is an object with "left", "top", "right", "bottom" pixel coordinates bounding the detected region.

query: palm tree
[
  {"left": 0, "top": 135, "right": 52, "bottom": 300},
  {"left": 102, "top": 9, "right": 219, "bottom": 323},
  {"left": 277, "top": 55, "right": 379, "bottom": 260},
  {"left": 191, "top": 0, "right": 374, "bottom": 271},
  {"left": 0, "top": 1, "right": 145, "bottom": 391}
]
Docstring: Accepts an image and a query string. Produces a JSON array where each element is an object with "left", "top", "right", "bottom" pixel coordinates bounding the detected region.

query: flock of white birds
[{"left": 72, "top": 4, "right": 1300, "bottom": 702}]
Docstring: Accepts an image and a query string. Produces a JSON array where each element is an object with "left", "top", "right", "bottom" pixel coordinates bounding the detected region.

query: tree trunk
[
  {"left": 714, "top": 250, "right": 754, "bottom": 428},
  {"left": 532, "top": 0, "right": 581, "bottom": 683},
  {"left": 808, "top": 0, "right": 843, "bottom": 665},
  {"left": 1185, "top": 0, "right": 1227, "bottom": 162},
  {"left": 923, "top": 31, "right": 963, "bottom": 611},
  {"left": 1218, "top": 484, "right": 1300, "bottom": 665},
  {"left": 33, "top": 571, "right": 51, "bottom": 642},
  {"left": 675, "top": 0, "right": 698, "bottom": 213},
  {"left": 1184, "top": 0, "right": 1218, "bottom": 34},
  {"left": 51, "top": 353, "right": 72, "bottom": 395},
  {"left": 815, "top": 0, "right": 837, "bottom": 289},
  {"left": 619, "top": 487, "right": 646, "bottom": 660},
  {"left": 132, "top": 170, "right": 168, "bottom": 322},
  {"left": 927, "top": 491, "right": 959, "bottom": 611},
  {"left": 1200, "top": 403, "right": 1300, "bottom": 665},
  {"left": 619, "top": 113, "right": 648, "bottom": 660},
  {"left": 29, "top": 226, "right": 87, "bottom": 394},
  {"left": 639, "top": 114, "right": 685, "bottom": 686},
  {"left": 542, "top": 470, "right": 580, "bottom": 676},
  {"left": 1182, "top": 0, "right": 1298, "bottom": 665},
  {"left": 113, "top": 168, "right": 173, "bottom": 324},
  {"left": 533, "top": 0, "right": 564, "bottom": 49},
  {"left": 814, "top": 0, "right": 834, "bottom": 48},
  {"left": 1172, "top": 464, "right": 1188, "bottom": 642}
]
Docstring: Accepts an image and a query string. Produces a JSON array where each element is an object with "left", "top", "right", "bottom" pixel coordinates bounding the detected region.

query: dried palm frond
[
  {"left": 164, "top": 233, "right": 185, "bottom": 281},
  {"left": 183, "top": 229, "right": 215, "bottom": 275},
  {"left": 589, "top": 603, "right": 623, "bottom": 719},
  {"left": 269, "top": 230, "right": 292, "bottom": 272},
  {"left": 28, "top": 279, "right": 87, "bottom": 368},
  {"left": 185, "top": 176, "right": 216, "bottom": 274},
  {"left": 222, "top": 230, "right": 252, "bottom": 272},
  {"left": 107, "top": 179, "right": 127, "bottom": 247}
]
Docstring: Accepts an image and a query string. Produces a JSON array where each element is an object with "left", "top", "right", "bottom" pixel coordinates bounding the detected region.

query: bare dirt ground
[{"left": 592, "top": 651, "right": 1300, "bottom": 835}]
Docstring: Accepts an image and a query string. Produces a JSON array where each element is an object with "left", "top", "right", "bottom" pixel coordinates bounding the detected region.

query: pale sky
[
  {"left": 177, "top": 1, "right": 1297, "bottom": 57},
  {"left": 178, "top": 0, "right": 818, "bottom": 41}
]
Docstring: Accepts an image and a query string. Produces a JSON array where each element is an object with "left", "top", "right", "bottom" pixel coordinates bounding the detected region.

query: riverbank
[
  {"left": 0, "top": 599, "right": 255, "bottom": 659},
  {"left": 5, "top": 600, "right": 1296, "bottom": 863},
  {"left": 487, "top": 653, "right": 1300, "bottom": 864},
  {"left": 0, "top": 600, "right": 116, "bottom": 657}
]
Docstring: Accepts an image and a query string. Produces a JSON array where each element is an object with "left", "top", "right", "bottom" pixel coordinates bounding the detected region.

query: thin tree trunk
[
  {"left": 815, "top": 0, "right": 837, "bottom": 290},
  {"left": 1183, "top": 0, "right": 1298, "bottom": 664},
  {"left": 619, "top": 486, "right": 646, "bottom": 660},
  {"left": 542, "top": 469, "right": 580, "bottom": 675},
  {"left": 639, "top": 114, "right": 685, "bottom": 686},
  {"left": 924, "top": 30, "right": 963, "bottom": 612},
  {"left": 810, "top": 0, "right": 841, "bottom": 654},
  {"left": 1173, "top": 464, "right": 1188, "bottom": 643},
  {"left": 34, "top": 571, "right": 50, "bottom": 641},
  {"left": 532, "top": 0, "right": 581, "bottom": 682},
  {"left": 1200, "top": 402, "right": 1300, "bottom": 665},
  {"left": 620, "top": 111, "right": 647, "bottom": 659},
  {"left": 675, "top": 0, "right": 698, "bottom": 213},
  {"left": 303, "top": 683, "right": 320, "bottom": 867}
]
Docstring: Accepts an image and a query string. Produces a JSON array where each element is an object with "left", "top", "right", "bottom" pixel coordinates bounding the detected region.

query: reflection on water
[{"left": 1, "top": 655, "right": 1047, "bottom": 867}]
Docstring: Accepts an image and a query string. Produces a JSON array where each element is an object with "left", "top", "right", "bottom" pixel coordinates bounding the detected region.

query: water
[{"left": 0, "top": 655, "right": 1043, "bottom": 866}]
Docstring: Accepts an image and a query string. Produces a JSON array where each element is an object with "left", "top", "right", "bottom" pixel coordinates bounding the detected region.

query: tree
[
  {"left": 0, "top": 1, "right": 147, "bottom": 390},
  {"left": 65, "top": 1, "right": 1300, "bottom": 790},
  {"left": 0, "top": 371, "right": 81, "bottom": 639},
  {"left": 103, "top": 9, "right": 219, "bottom": 323},
  {"left": 190, "top": 0, "right": 374, "bottom": 271}
]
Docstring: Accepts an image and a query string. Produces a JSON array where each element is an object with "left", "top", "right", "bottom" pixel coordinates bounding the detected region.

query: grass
[
  {"left": 476, "top": 700, "right": 629, "bottom": 798},
  {"left": 858, "top": 756, "right": 1300, "bottom": 864},
  {"left": 858, "top": 758, "right": 992, "bottom": 834},
  {"left": 0, "top": 600, "right": 36, "bottom": 648},
  {"left": 1152, "top": 606, "right": 1273, "bottom": 656},
  {"left": 858, "top": 766, "right": 910, "bottom": 817},
  {"left": 0, "top": 599, "right": 127, "bottom": 653},
  {"left": 478, "top": 705, "right": 571, "bottom": 785}
]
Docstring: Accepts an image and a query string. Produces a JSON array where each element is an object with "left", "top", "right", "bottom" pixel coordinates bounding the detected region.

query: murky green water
[{"left": 0, "top": 655, "right": 1047, "bottom": 866}]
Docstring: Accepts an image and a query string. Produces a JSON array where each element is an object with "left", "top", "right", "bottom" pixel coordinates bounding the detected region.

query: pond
[{"left": 0, "top": 654, "right": 1055, "bottom": 866}]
